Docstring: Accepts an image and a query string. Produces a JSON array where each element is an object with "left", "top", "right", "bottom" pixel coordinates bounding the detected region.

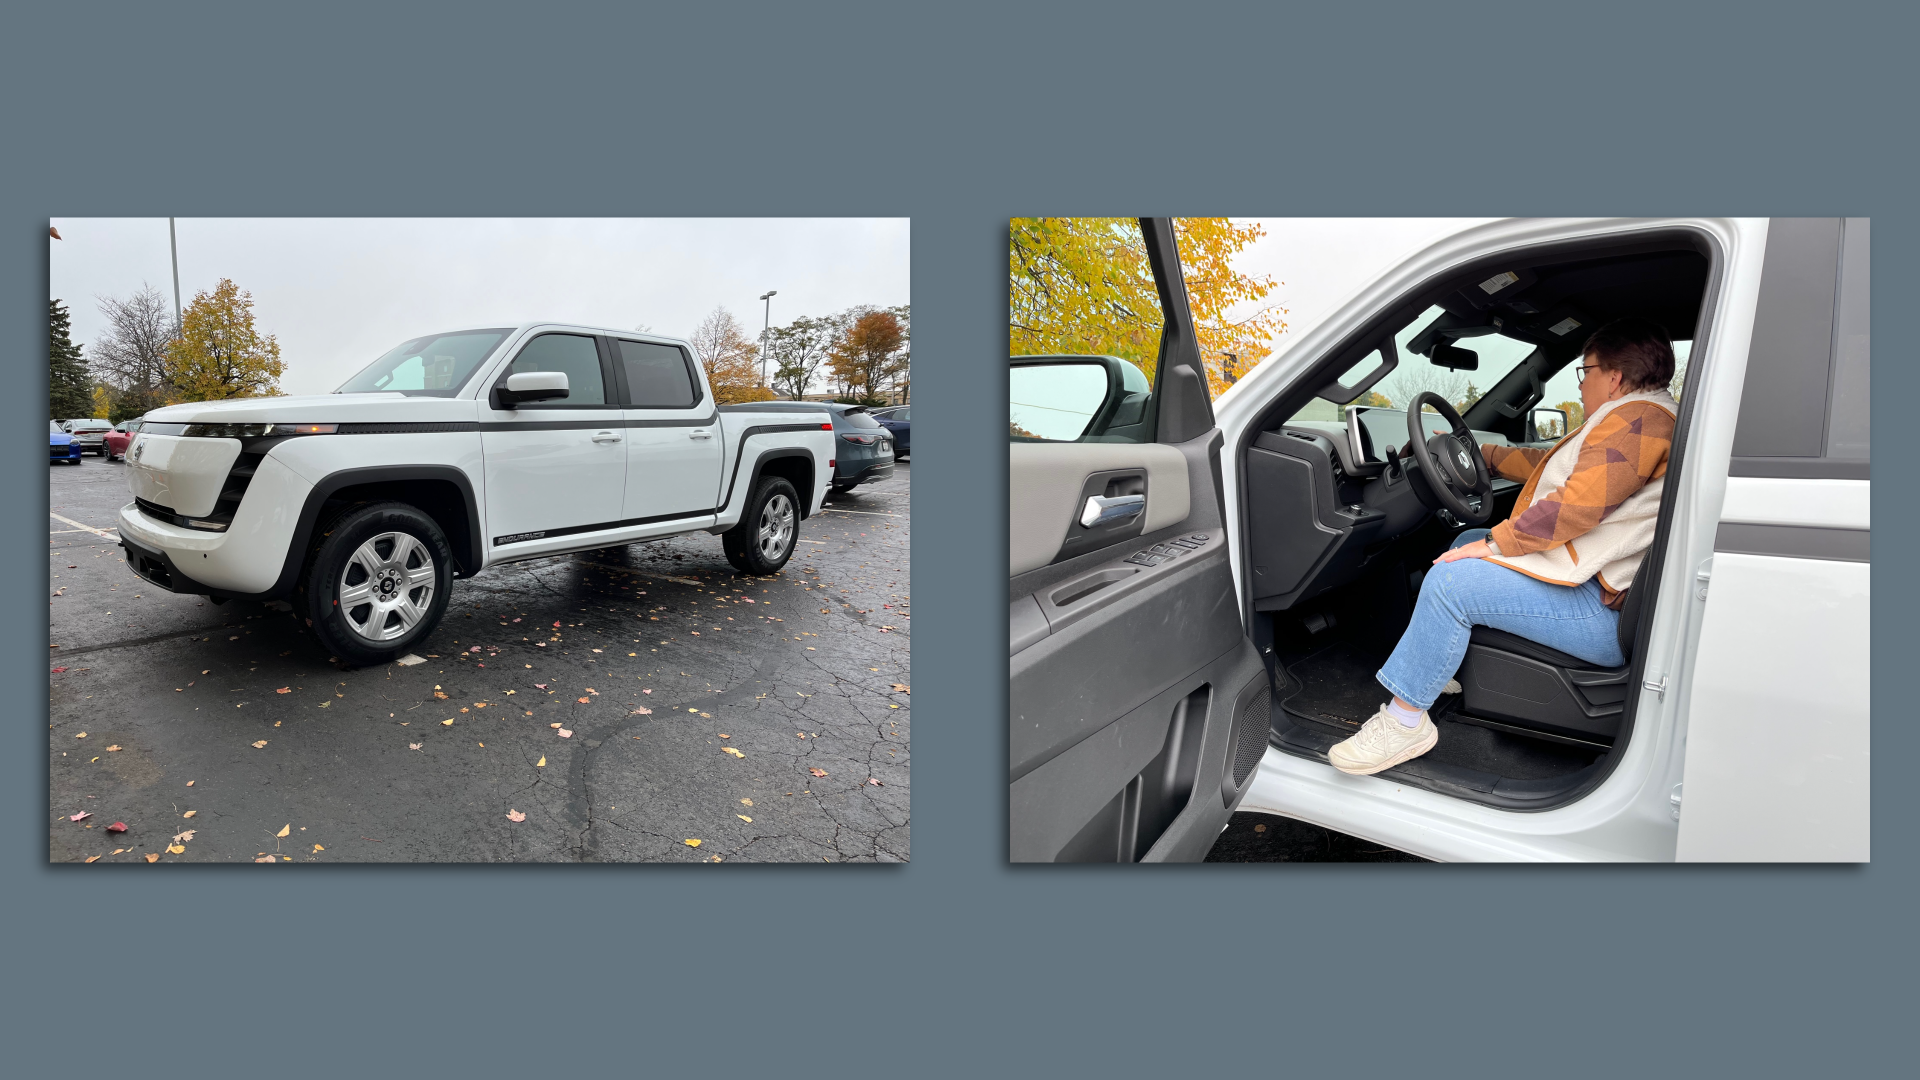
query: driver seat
[{"left": 1451, "top": 584, "right": 1644, "bottom": 746}]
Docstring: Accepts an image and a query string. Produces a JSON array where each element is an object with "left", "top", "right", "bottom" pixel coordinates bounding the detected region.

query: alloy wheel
[
  {"left": 338, "top": 531, "right": 436, "bottom": 642},
  {"left": 756, "top": 493, "right": 796, "bottom": 562}
]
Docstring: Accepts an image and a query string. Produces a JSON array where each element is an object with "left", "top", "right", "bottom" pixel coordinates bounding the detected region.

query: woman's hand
[{"left": 1434, "top": 539, "right": 1495, "bottom": 565}]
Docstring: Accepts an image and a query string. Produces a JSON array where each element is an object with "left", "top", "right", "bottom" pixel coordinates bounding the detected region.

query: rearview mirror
[
  {"left": 1009, "top": 356, "right": 1153, "bottom": 442},
  {"left": 1528, "top": 406, "right": 1569, "bottom": 442},
  {"left": 497, "top": 370, "right": 570, "bottom": 407},
  {"left": 1430, "top": 343, "right": 1479, "bottom": 371}
]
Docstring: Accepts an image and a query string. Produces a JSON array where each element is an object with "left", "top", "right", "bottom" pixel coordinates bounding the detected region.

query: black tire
[
  {"left": 300, "top": 501, "right": 454, "bottom": 666},
  {"left": 721, "top": 475, "right": 801, "bottom": 576}
]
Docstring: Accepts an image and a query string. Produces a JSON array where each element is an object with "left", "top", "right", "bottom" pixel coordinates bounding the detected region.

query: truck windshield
[{"left": 335, "top": 329, "right": 513, "bottom": 397}]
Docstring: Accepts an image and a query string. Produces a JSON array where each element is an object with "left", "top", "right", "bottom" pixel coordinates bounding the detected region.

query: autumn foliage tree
[
  {"left": 689, "top": 306, "right": 775, "bottom": 403},
  {"left": 828, "top": 308, "right": 909, "bottom": 404},
  {"left": 1010, "top": 218, "right": 1286, "bottom": 397},
  {"left": 166, "top": 279, "right": 284, "bottom": 401}
]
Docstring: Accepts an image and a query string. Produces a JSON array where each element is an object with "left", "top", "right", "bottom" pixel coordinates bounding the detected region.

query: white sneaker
[
  {"left": 1442, "top": 678, "right": 1462, "bottom": 695},
  {"left": 1327, "top": 705, "right": 1439, "bottom": 776}
]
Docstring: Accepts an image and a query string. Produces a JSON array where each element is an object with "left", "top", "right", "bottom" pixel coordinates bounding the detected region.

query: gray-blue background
[{"left": 3, "top": 2, "right": 1906, "bottom": 1075}]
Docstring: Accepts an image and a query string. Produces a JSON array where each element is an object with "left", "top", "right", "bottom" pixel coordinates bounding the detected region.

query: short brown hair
[{"left": 1582, "top": 317, "right": 1675, "bottom": 392}]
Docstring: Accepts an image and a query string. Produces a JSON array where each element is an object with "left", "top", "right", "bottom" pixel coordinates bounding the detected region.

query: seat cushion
[{"left": 1467, "top": 625, "right": 1624, "bottom": 673}]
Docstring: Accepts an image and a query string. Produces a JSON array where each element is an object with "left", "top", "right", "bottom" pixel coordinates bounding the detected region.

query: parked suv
[
  {"left": 871, "top": 405, "right": 911, "bottom": 458},
  {"left": 726, "top": 401, "right": 895, "bottom": 492},
  {"left": 1010, "top": 217, "right": 1869, "bottom": 863},
  {"left": 116, "top": 323, "right": 835, "bottom": 665}
]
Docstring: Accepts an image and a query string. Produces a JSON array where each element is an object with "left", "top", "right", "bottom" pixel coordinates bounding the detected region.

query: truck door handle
[
  {"left": 689, "top": 430, "right": 715, "bottom": 440},
  {"left": 1081, "top": 493, "right": 1145, "bottom": 528},
  {"left": 591, "top": 431, "right": 622, "bottom": 444}
]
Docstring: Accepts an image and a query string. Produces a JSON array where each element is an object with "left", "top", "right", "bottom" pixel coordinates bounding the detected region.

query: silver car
[{"left": 63, "top": 419, "right": 115, "bottom": 455}]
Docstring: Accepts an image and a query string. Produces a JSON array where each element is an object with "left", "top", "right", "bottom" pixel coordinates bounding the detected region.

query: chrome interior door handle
[
  {"left": 689, "top": 429, "right": 715, "bottom": 440},
  {"left": 592, "top": 431, "right": 622, "bottom": 444},
  {"left": 1080, "top": 493, "right": 1145, "bottom": 528}
]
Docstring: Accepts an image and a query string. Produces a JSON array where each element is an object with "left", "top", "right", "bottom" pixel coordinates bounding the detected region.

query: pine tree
[{"left": 49, "top": 299, "right": 93, "bottom": 420}]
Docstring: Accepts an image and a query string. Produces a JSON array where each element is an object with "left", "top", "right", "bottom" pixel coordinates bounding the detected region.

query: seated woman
[{"left": 1329, "top": 317, "right": 1680, "bottom": 775}]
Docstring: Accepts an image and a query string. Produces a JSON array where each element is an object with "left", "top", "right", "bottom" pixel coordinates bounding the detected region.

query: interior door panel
[
  {"left": 1008, "top": 217, "right": 1270, "bottom": 863},
  {"left": 1008, "top": 441, "right": 1190, "bottom": 575}
]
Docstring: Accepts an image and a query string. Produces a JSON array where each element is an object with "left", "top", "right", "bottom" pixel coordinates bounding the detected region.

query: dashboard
[{"left": 1243, "top": 421, "right": 1524, "bottom": 612}]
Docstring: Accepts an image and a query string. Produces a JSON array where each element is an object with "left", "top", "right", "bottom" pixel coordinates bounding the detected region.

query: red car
[{"left": 103, "top": 419, "right": 143, "bottom": 462}]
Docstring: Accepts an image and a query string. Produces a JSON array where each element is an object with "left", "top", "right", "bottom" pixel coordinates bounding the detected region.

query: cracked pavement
[{"left": 48, "top": 457, "right": 910, "bottom": 863}]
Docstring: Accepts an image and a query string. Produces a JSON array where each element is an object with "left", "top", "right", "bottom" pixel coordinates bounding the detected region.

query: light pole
[
  {"left": 169, "top": 218, "right": 183, "bottom": 338},
  {"left": 758, "top": 290, "right": 777, "bottom": 393}
]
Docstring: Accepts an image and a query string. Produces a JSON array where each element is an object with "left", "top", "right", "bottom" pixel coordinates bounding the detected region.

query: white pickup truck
[{"left": 116, "top": 323, "right": 835, "bottom": 664}]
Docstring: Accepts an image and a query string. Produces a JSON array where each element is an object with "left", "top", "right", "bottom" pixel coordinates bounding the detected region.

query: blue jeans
[{"left": 1375, "top": 529, "right": 1625, "bottom": 710}]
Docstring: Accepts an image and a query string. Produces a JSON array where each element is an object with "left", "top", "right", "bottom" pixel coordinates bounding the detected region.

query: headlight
[{"left": 175, "top": 422, "right": 338, "bottom": 437}]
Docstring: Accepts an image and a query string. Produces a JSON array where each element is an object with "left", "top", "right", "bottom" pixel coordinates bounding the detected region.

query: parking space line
[
  {"left": 819, "top": 508, "right": 896, "bottom": 517},
  {"left": 50, "top": 512, "right": 115, "bottom": 537}
]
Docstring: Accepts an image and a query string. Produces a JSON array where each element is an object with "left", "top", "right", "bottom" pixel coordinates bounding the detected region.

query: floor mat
[{"left": 1279, "top": 642, "right": 1598, "bottom": 782}]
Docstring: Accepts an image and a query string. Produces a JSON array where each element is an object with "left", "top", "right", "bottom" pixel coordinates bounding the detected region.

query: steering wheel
[{"left": 1405, "top": 391, "right": 1493, "bottom": 526}]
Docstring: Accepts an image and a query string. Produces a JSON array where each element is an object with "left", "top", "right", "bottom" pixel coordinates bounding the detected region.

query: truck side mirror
[
  {"left": 1009, "top": 355, "right": 1153, "bottom": 442},
  {"left": 496, "top": 370, "right": 570, "bottom": 408},
  {"left": 1528, "top": 406, "right": 1569, "bottom": 442}
]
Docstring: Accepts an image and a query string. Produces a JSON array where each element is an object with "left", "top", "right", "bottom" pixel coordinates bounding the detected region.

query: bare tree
[
  {"left": 688, "top": 306, "right": 772, "bottom": 403},
  {"left": 92, "top": 284, "right": 177, "bottom": 415},
  {"left": 1379, "top": 364, "right": 1471, "bottom": 411}
]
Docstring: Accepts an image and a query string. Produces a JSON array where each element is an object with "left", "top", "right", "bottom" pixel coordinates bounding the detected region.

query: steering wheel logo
[{"left": 1456, "top": 447, "right": 1470, "bottom": 471}]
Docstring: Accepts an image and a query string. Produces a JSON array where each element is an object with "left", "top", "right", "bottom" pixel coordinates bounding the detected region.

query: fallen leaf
[
  {"left": 478, "top": 742, "right": 484, "bottom": 747},
  {"left": 557, "top": 729, "right": 573, "bottom": 738},
  {"left": 738, "top": 815, "right": 753, "bottom": 823},
  {"left": 641, "top": 689, "right": 651, "bottom": 695},
  {"left": 441, "top": 718, "right": 454, "bottom": 727},
  {"left": 183, "top": 810, "right": 196, "bottom": 818},
  {"left": 75, "top": 732, "right": 86, "bottom": 738},
  {"left": 106, "top": 821, "right": 128, "bottom": 833},
  {"left": 254, "top": 856, "right": 275, "bottom": 863},
  {"left": 808, "top": 768, "right": 828, "bottom": 778},
  {"left": 105, "top": 745, "right": 122, "bottom": 751},
  {"left": 276, "top": 824, "right": 291, "bottom": 838},
  {"left": 186, "top": 781, "right": 194, "bottom": 787},
  {"left": 144, "top": 853, "right": 160, "bottom": 863},
  {"left": 867, "top": 777, "right": 884, "bottom": 786},
  {"left": 578, "top": 697, "right": 591, "bottom": 704},
  {"left": 741, "top": 798, "right": 753, "bottom": 806},
  {"left": 275, "top": 687, "right": 291, "bottom": 694},
  {"left": 459, "top": 707, "right": 469, "bottom": 713},
  {"left": 69, "top": 811, "right": 90, "bottom": 822},
  {"left": 535, "top": 756, "right": 546, "bottom": 767},
  {"left": 631, "top": 706, "right": 652, "bottom": 715},
  {"left": 313, "top": 844, "right": 324, "bottom": 852},
  {"left": 167, "top": 844, "right": 186, "bottom": 854},
  {"left": 409, "top": 742, "right": 423, "bottom": 751},
  {"left": 891, "top": 684, "right": 910, "bottom": 694},
  {"left": 173, "top": 830, "right": 195, "bottom": 843},
  {"left": 111, "top": 849, "right": 125, "bottom": 855},
  {"left": 84, "top": 855, "right": 100, "bottom": 863},
  {"left": 534, "top": 683, "right": 548, "bottom": 690},
  {"left": 252, "top": 740, "right": 268, "bottom": 748},
  {"left": 684, "top": 838, "right": 702, "bottom": 847},
  {"left": 718, "top": 733, "right": 730, "bottom": 739},
  {"left": 52, "top": 666, "right": 68, "bottom": 674},
  {"left": 722, "top": 747, "right": 745, "bottom": 758},
  {"left": 396, "top": 654, "right": 425, "bottom": 666},
  {"left": 433, "top": 691, "right": 448, "bottom": 699},
  {"left": 507, "top": 809, "right": 526, "bottom": 822},
  {"left": 550, "top": 723, "right": 561, "bottom": 728}
]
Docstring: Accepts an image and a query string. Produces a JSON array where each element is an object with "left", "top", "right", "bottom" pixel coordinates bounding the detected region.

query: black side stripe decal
[
  {"left": 476, "top": 415, "right": 718, "bottom": 432},
  {"left": 1713, "top": 522, "right": 1870, "bottom": 563}
]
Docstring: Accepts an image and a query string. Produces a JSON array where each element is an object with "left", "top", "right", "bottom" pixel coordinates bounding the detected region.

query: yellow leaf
[
  {"left": 105, "top": 744, "right": 122, "bottom": 752},
  {"left": 168, "top": 844, "right": 186, "bottom": 854},
  {"left": 442, "top": 718, "right": 455, "bottom": 726},
  {"left": 740, "top": 798, "right": 753, "bottom": 806},
  {"left": 313, "top": 844, "right": 324, "bottom": 852},
  {"left": 84, "top": 855, "right": 100, "bottom": 863},
  {"left": 76, "top": 732, "right": 87, "bottom": 738},
  {"left": 722, "top": 747, "right": 745, "bottom": 758},
  {"left": 738, "top": 815, "right": 753, "bottom": 823},
  {"left": 183, "top": 811, "right": 196, "bottom": 818},
  {"left": 276, "top": 824, "right": 291, "bottom": 838},
  {"left": 536, "top": 756, "right": 546, "bottom": 767},
  {"left": 252, "top": 740, "right": 268, "bottom": 748},
  {"left": 684, "top": 838, "right": 702, "bottom": 847},
  {"left": 144, "top": 853, "right": 160, "bottom": 863}
]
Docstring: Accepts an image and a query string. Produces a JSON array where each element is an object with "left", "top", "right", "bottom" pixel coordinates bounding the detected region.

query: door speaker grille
[{"left": 1232, "top": 685, "right": 1272, "bottom": 787}]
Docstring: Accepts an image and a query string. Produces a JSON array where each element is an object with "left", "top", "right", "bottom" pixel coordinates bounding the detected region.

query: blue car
[
  {"left": 49, "top": 421, "right": 83, "bottom": 465},
  {"left": 870, "top": 405, "right": 910, "bottom": 458}
]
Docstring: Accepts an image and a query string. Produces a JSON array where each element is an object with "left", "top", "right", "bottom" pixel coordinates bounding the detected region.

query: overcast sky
[{"left": 49, "top": 218, "right": 910, "bottom": 397}]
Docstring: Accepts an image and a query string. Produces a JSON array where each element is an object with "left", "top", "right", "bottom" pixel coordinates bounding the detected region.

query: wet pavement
[{"left": 48, "top": 456, "right": 909, "bottom": 863}]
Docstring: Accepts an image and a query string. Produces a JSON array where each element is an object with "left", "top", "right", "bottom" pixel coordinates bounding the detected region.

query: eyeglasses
[{"left": 1575, "top": 363, "right": 1602, "bottom": 384}]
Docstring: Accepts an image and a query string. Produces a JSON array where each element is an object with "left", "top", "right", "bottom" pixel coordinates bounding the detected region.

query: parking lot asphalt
[{"left": 49, "top": 456, "right": 909, "bottom": 864}]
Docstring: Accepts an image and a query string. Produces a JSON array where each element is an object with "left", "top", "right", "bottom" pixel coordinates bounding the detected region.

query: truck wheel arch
[
  {"left": 739, "top": 449, "right": 817, "bottom": 519},
  {"left": 275, "top": 466, "right": 482, "bottom": 596}
]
